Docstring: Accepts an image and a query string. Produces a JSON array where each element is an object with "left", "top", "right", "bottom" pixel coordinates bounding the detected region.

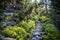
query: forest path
[{"left": 31, "top": 21, "right": 42, "bottom": 40}]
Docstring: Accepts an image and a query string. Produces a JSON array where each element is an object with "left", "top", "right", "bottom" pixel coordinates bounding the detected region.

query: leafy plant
[
  {"left": 40, "top": 16, "right": 52, "bottom": 23},
  {"left": 17, "top": 20, "right": 35, "bottom": 33},
  {"left": 43, "top": 24, "right": 60, "bottom": 40},
  {"left": 2, "top": 26, "right": 27, "bottom": 40},
  {"left": 41, "top": 16, "right": 60, "bottom": 40}
]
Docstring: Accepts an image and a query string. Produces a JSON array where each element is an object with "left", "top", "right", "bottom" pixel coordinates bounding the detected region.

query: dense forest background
[{"left": 0, "top": 0, "right": 60, "bottom": 40}]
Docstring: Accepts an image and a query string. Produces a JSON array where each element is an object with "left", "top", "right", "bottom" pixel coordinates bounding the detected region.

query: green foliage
[
  {"left": 4, "top": 16, "right": 11, "bottom": 21},
  {"left": 0, "top": 0, "right": 60, "bottom": 40},
  {"left": 0, "top": 23, "right": 2, "bottom": 28},
  {"left": 18, "top": 20, "right": 35, "bottom": 33},
  {"left": 40, "top": 16, "right": 52, "bottom": 23},
  {"left": 12, "top": 13, "right": 19, "bottom": 22},
  {"left": 1, "top": 19, "right": 35, "bottom": 40},
  {"left": 41, "top": 16, "right": 60, "bottom": 40},
  {"left": 17, "top": 20, "right": 35, "bottom": 40},
  {"left": 0, "top": 38, "right": 2, "bottom": 40},
  {"left": 43, "top": 24, "right": 60, "bottom": 40},
  {"left": 2, "top": 26, "right": 27, "bottom": 40}
]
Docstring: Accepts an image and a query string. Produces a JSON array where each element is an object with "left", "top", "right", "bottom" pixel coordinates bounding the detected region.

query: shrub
[
  {"left": 4, "top": 16, "right": 11, "bottom": 21},
  {"left": 17, "top": 20, "right": 35, "bottom": 33},
  {"left": 17, "top": 20, "right": 36, "bottom": 39},
  {"left": 42, "top": 24, "right": 60, "bottom": 40},
  {"left": 40, "top": 16, "right": 52, "bottom": 23},
  {"left": 41, "top": 16, "right": 60, "bottom": 40},
  {"left": 2, "top": 26, "right": 27, "bottom": 40}
]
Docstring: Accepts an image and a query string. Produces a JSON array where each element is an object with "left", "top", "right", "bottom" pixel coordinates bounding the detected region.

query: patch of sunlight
[
  {"left": 32, "top": 0, "right": 35, "bottom": 3},
  {"left": 31, "top": 0, "right": 40, "bottom": 3}
]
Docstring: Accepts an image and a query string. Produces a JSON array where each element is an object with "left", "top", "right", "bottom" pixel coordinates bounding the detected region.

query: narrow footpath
[{"left": 31, "top": 21, "right": 42, "bottom": 40}]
